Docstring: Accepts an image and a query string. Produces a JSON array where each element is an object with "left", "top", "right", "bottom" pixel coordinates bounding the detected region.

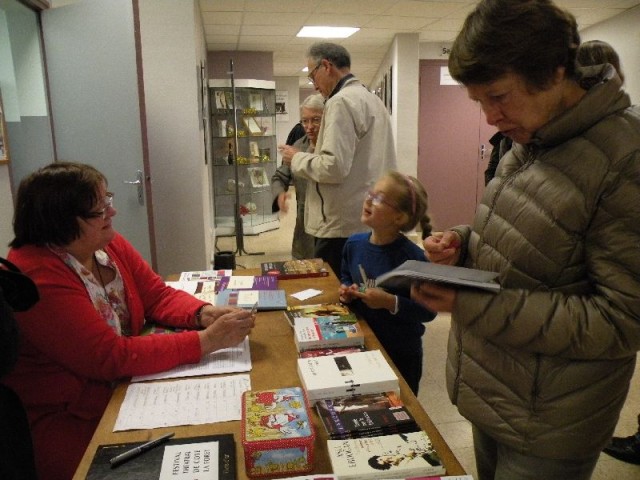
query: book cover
[
  {"left": 297, "top": 350, "right": 398, "bottom": 402},
  {"left": 284, "top": 302, "right": 356, "bottom": 328},
  {"left": 216, "top": 289, "right": 287, "bottom": 311},
  {"left": 327, "top": 431, "right": 445, "bottom": 480},
  {"left": 375, "top": 260, "right": 500, "bottom": 292},
  {"left": 247, "top": 167, "right": 269, "bottom": 188},
  {"left": 216, "top": 275, "right": 278, "bottom": 292},
  {"left": 86, "top": 433, "right": 235, "bottom": 480},
  {"left": 293, "top": 317, "right": 365, "bottom": 352},
  {"left": 316, "top": 391, "right": 419, "bottom": 440},
  {"left": 261, "top": 258, "right": 329, "bottom": 280},
  {"left": 299, "top": 345, "right": 366, "bottom": 358}
]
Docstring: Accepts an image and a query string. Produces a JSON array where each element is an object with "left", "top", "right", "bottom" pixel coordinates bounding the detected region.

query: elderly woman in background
[
  {"left": 1, "top": 162, "right": 255, "bottom": 480},
  {"left": 271, "top": 93, "right": 324, "bottom": 259},
  {"left": 413, "top": 1, "right": 640, "bottom": 479}
]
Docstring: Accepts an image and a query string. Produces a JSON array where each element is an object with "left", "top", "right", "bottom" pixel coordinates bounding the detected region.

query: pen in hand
[{"left": 109, "top": 432, "right": 175, "bottom": 468}]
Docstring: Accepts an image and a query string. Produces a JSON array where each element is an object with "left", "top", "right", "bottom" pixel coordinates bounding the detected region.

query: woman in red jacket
[{"left": 1, "top": 162, "right": 255, "bottom": 480}]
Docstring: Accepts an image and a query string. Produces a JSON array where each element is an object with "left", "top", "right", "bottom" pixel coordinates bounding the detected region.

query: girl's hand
[
  {"left": 339, "top": 283, "right": 360, "bottom": 303},
  {"left": 350, "top": 287, "right": 396, "bottom": 311},
  {"left": 423, "top": 231, "right": 461, "bottom": 265}
]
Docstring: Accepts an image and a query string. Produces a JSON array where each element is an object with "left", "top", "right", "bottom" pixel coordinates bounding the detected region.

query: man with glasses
[{"left": 278, "top": 42, "right": 396, "bottom": 276}]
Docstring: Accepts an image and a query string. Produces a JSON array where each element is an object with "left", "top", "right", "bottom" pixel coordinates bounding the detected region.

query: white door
[{"left": 41, "top": 0, "right": 154, "bottom": 264}]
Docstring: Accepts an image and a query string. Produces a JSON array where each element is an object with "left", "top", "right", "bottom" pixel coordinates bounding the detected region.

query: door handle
[{"left": 123, "top": 170, "right": 144, "bottom": 206}]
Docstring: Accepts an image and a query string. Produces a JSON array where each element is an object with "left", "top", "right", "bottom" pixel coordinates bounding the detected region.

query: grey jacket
[
  {"left": 449, "top": 65, "right": 640, "bottom": 460},
  {"left": 291, "top": 77, "right": 397, "bottom": 238}
]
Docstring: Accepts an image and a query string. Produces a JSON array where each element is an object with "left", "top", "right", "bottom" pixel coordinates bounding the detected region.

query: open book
[{"left": 375, "top": 260, "right": 500, "bottom": 292}]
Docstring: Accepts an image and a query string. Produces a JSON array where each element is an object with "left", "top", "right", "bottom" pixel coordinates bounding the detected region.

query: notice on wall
[
  {"left": 276, "top": 90, "right": 289, "bottom": 121},
  {"left": 440, "top": 66, "right": 460, "bottom": 86}
]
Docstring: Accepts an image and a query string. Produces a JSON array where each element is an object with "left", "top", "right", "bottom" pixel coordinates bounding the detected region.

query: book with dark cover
[
  {"left": 327, "top": 431, "right": 445, "bottom": 480},
  {"left": 216, "top": 275, "right": 278, "bottom": 292},
  {"left": 284, "top": 302, "right": 356, "bottom": 328},
  {"left": 86, "top": 433, "right": 236, "bottom": 480},
  {"left": 294, "top": 317, "right": 365, "bottom": 352},
  {"left": 375, "top": 259, "right": 501, "bottom": 292},
  {"left": 216, "top": 289, "right": 287, "bottom": 311},
  {"left": 299, "top": 345, "right": 366, "bottom": 358},
  {"left": 261, "top": 258, "right": 329, "bottom": 280},
  {"left": 316, "top": 391, "right": 419, "bottom": 440}
]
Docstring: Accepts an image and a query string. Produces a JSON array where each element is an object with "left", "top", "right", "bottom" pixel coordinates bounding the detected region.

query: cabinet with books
[{"left": 209, "top": 79, "right": 279, "bottom": 235}]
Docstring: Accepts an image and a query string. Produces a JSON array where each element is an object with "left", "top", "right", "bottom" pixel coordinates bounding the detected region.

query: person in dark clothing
[
  {"left": 484, "top": 131, "right": 512, "bottom": 185},
  {"left": 339, "top": 171, "right": 436, "bottom": 394},
  {"left": 285, "top": 122, "right": 305, "bottom": 146}
]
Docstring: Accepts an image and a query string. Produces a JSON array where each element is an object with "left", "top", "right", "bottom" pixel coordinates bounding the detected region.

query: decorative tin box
[{"left": 241, "top": 386, "right": 315, "bottom": 478}]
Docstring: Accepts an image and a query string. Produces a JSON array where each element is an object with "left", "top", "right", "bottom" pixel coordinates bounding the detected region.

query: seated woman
[{"left": 1, "top": 162, "right": 256, "bottom": 480}]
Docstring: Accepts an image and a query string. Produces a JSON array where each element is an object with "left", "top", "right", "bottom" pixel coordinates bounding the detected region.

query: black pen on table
[{"left": 109, "top": 432, "right": 174, "bottom": 468}]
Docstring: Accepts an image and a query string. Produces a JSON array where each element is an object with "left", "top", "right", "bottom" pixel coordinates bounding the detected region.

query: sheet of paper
[
  {"left": 132, "top": 337, "right": 251, "bottom": 382},
  {"left": 291, "top": 288, "right": 323, "bottom": 301},
  {"left": 165, "top": 281, "right": 199, "bottom": 295},
  {"left": 237, "top": 290, "right": 259, "bottom": 304},
  {"left": 114, "top": 375, "right": 251, "bottom": 431},
  {"left": 160, "top": 441, "right": 219, "bottom": 480},
  {"left": 226, "top": 276, "right": 255, "bottom": 289},
  {"left": 194, "top": 291, "right": 218, "bottom": 304}
]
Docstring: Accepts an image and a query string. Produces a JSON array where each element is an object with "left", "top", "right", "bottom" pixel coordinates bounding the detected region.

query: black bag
[{"left": 0, "top": 257, "right": 38, "bottom": 312}]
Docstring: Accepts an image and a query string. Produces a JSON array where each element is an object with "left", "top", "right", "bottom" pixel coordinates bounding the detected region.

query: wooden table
[{"left": 73, "top": 268, "right": 465, "bottom": 479}]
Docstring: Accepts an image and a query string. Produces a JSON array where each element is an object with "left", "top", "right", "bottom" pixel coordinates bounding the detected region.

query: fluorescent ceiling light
[
  {"left": 302, "top": 66, "right": 309, "bottom": 72},
  {"left": 297, "top": 26, "right": 359, "bottom": 38}
]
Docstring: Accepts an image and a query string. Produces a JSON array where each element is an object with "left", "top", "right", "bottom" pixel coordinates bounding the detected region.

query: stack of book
[
  {"left": 316, "top": 391, "right": 419, "bottom": 440},
  {"left": 327, "top": 431, "right": 446, "bottom": 480},
  {"left": 284, "top": 302, "right": 357, "bottom": 328},
  {"left": 297, "top": 350, "right": 398, "bottom": 402},
  {"left": 261, "top": 258, "right": 329, "bottom": 280},
  {"left": 293, "top": 316, "right": 365, "bottom": 353}
]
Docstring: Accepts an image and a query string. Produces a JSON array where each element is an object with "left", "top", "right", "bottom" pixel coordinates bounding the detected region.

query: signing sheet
[{"left": 113, "top": 374, "right": 251, "bottom": 431}]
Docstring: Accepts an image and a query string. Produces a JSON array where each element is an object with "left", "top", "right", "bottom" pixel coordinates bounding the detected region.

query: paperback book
[
  {"left": 261, "top": 258, "right": 329, "bottom": 280},
  {"left": 216, "top": 289, "right": 288, "bottom": 311},
  {"left": 316, "top": 391, "right": 419, "bottom": 440},
  {"left": 297, "top": 349, "right": 398, "bottom": 402},
  {"left": 293, "top": 316, "right": 365, "bottom": 352},
  {"left": 86, "top": 433, "right": 236, "bottom": 480},
  {"left": 284, "top": 302, "right": 357, "bottom": 328},
  {"left": 299, "top": 345, "right": 366, "bottom": 358},
  {"left": 375, "top": 260, "right": 500, "bottom": 292},
  {"left": 216, "top": 275, "right": 278, "bottom": 292},
  {"left": 327, "top": 431, "right": 445, "bottom": 480}
]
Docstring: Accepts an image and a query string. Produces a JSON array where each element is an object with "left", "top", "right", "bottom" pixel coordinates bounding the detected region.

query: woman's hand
[
  {"left": 197, "top": 307, "right": 256, "bottom": 355},
  {"left": 423, "top": 231, "right": 462, "bottom": 265},
  {"left": 277, "top": 192, "right": 289, "bottom": 213},
  {"left": 411, "top": 282, "right": 456, "bottom": 313}
]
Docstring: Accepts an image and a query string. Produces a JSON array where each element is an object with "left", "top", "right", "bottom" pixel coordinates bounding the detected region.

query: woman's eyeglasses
[
  {"left": 364, "top": 190, "right": 397, "bottom": 210},
  {"left": 301, "top": 117, "right": 322, "bottom": 127},
  {"left": 85, "top": 192, "right": 114, "bottom": 220}
]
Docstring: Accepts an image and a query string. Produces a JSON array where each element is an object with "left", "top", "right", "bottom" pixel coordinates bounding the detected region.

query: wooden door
[{"left": 418, "top": 60, "right": 496, "bottom": 231}]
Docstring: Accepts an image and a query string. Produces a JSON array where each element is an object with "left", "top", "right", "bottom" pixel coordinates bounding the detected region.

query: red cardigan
[{"left": 1, "top": 233, "right": 204, "bottom": 477}]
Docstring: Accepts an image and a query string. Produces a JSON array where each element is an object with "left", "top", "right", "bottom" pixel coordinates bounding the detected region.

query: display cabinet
[{"left": 209, "top": 79, "right": 279, "bottom": 236}]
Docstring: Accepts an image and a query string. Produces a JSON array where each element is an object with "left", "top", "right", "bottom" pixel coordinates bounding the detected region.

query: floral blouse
[{"left": 50, "top": 247, "right": 131, "bottom": 335}]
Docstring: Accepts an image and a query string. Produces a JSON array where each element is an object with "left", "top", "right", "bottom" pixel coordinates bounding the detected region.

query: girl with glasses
[{"left": 338, "top": 170, "right": 436, "bottom": 394}]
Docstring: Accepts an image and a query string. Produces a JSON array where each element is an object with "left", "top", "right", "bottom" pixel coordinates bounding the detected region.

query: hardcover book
[
  {"left": 327, "top": 431, "right": 445, "bottom": 480},
  {"left": 216, "top": 275, "right": 278, "bottom": 292},
  {"left": 316, "top": 391, "right": 419, "bottom": 440},
  {"left": 261, "top": 258, "right": 329, "bottom": 280},
  {"left": 297, "top": 350, "right": 398, "bottom": 402},
  {"left": 215, "top": 289, "right": 287, "bottom": 311},
  {"left": 375, "top": 260, "right": 500, "bottom": 292},
  {"left": 85, "top": 433, "right": 236, "bottom": 480},
  {"left": 284, "top": 302, "right": 357, "bottom": 328},
  {"left": 293, "top": 317, "right": 365, "bottom": 352}
]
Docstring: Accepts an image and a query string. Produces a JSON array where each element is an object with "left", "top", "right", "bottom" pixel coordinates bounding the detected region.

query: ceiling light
[
  {"left": 302, "top": 66, "right": 309, "bottom": 72},
  {"left": 296, "top": 26, "right": 359, "bottom": 39}
]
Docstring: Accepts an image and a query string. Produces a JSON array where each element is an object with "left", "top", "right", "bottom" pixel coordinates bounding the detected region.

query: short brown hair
[
  {"left": 449, "top": 0, "right": 580, "bottom": 90},
  {"left": 577, "top": 40, "right": 624, "bottom": 83},
  {"left": 11, "top": 162, "right": 107, "bottom": 248}
]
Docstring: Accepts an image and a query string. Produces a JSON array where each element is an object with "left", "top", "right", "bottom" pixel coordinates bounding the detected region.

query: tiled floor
[{"left": 215, "top": 191, "right": 640, "bottom": 479}]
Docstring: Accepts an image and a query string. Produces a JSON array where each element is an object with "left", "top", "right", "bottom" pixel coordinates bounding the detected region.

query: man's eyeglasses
[
  {"left": 85, "top": 192, "right": 114, "bottom": 220},
  {"left": 307, "top": 62, "right": 322, "bottom": 84},
  {"left": 301, "top": 117, "right": 322, "bottom": 127},
  {"left": 365, "top": 190, "right": 397, "bottom": 209}
]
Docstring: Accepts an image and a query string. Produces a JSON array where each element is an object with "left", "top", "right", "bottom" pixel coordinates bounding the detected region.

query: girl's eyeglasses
[{"left": 364, "top": 190, "right": 397, "bottom": 210}]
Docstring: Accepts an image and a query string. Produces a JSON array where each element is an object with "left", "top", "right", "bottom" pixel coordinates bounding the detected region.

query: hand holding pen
[
  {"left": 109, "top": 432, "right": 174, "bottom": 468},
  {"left": 198, "top": 305, "right": 256, "bottom": 355}
]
